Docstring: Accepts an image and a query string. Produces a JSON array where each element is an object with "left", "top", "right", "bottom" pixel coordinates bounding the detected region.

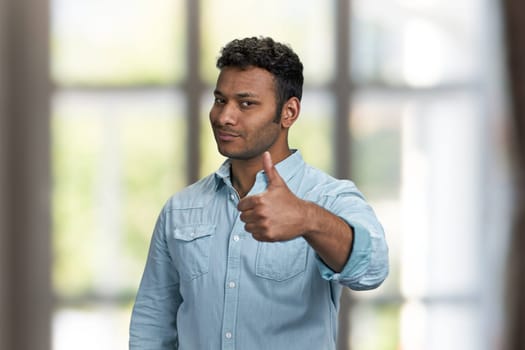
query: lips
[{"left": 215, "top": 130, "right": 240, "bottom": 141}]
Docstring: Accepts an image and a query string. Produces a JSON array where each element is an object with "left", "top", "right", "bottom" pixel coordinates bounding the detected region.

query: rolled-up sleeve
[
  {"left": 129, "top": 209, "right": 181, "bottom": 349},
  {"left": 314, "top": 182, "right": 389, "bottom": 290}
]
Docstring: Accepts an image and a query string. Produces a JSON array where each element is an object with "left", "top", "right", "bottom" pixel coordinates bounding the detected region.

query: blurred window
[
  {"left": 50, "top": 0, "right": 507, "bottom": 349},
  {"left": 348, "top": 0, "right": 507, "bottom": 349}
]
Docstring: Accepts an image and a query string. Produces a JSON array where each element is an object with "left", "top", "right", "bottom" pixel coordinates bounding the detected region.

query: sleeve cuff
[{"left": 316, "top": 220, "right": 372, "bottom": 281}]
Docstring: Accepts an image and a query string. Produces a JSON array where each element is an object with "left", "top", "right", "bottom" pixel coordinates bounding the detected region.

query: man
[{"left": 130, "top": 36, "right": 389, "bottom": 350}]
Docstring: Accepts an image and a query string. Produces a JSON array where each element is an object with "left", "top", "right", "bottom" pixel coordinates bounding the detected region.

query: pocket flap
[{"left": 173, "top": 224, "right": 215, "bottom": 242}]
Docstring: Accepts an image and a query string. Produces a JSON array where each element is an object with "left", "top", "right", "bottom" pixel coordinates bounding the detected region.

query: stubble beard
[{"left": 215, "top": 115, "right": 281, "bottom": 161}]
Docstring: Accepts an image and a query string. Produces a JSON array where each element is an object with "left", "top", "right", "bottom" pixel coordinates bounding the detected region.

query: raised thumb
[{"left": 262, "top": 151, "right": 282, "bottom": 186}]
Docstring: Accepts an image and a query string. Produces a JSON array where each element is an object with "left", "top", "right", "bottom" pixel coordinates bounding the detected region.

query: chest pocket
[
  {"left": 255, "top": 237, "right": 308, "bottom": 282},
  {"left": 169, "top": 224, "right": 215, "bottom": 281}
]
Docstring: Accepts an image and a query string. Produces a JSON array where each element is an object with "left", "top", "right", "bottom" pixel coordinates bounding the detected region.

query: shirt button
[
  {"left": 230, "top": 194, "right": 235, "bottom": 201},
  {"left": 233, "top": 235, "right": 240, "bottom": 242},
  {"left": 225, "top": 331, "right": 232, "bottom": 339},
  {"left": 228, "top": 281, "right": 236, "bottom": 288}
]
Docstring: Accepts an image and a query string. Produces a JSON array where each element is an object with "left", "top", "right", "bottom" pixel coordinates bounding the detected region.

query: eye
[
  {"left": 240, "top": 100, "right": 255, "bottom": 108},
  {"left": 214, "top": 97, "right": 226, "bottom": 105}
]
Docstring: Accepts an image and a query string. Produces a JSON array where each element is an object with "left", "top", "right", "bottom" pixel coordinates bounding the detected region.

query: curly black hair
[{"left": 216, "top": 37, "right": 304, "bottom": 119}]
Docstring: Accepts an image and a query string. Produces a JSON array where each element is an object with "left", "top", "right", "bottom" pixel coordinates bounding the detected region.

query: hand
[{"left": 237, "top": 152, "right": 307, "bottom": 242}]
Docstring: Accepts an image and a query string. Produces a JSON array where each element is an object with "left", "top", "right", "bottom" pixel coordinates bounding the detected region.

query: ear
[{"left": 280, "top": 97, "right": 301, "bottom": 129}]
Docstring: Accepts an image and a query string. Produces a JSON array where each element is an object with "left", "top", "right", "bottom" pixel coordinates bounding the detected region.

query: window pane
[
  {"left": 200, "top": 0, "right": 335, "bottom": 85},
  {"left": 52, "top": 90, "right": 186, "bottom": 298},
  {"left": 351, "top": 90, "right": 483, "bottom": 300},
  {"left": 351, "top": 0, "right": 481, "bottom": 86},
  {"left": 53, "top": 305, "right": 131, "bottom": 350},
  {"left": 350, "top": 303, "right": 401, "bottom": 350},
  {"left": 349, "top": 90, "right": 484, "bottom": 350},
  {"left": 350, "top": 94, "right": 402, "bottom": 200},
  {"left": 400, "top": 301, "right": 481, "bottom": 350},
  {"left": 51, "top": 0, "right": 186, "bottom": 86},
  {"left": 398, "top": 91, "right": 481, "bottom": 298}
]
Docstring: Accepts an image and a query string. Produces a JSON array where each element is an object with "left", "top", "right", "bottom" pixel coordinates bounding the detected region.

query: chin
[
  {"left": 218, "top": 148, "right": 256, "bottom": 160},
  {"left": 217, "top": 147, "right": 238, "bottom": 159}
]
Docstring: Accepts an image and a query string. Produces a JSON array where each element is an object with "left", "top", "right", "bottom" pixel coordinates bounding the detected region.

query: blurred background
[{"left": 1, "top": 0, "right": 522, "bottom": 349}]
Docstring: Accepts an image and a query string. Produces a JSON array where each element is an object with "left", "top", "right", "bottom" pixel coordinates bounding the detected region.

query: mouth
[{"left": 215, "top": 130, "right": 240, "bottom": 142}]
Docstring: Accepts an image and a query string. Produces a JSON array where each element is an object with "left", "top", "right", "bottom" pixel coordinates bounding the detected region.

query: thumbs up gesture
[{"left": 237, "top": 151, "right": 307, "bottom": 242}]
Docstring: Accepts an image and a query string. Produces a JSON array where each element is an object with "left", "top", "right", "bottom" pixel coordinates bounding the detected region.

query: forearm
[{"left": 301, "top": 201, "right": 353, "bottom": 272}]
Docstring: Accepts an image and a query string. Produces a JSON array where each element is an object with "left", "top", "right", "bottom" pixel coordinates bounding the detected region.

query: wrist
[{"left": 300, "top": 201, "right": 321, "bottom": 239}]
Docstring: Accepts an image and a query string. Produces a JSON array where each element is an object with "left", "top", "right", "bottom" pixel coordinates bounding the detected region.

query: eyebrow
[
  {"left": 236, "top": 92, "right": 259, "bottom": 98},
  {"left": 213, "top": 89, "right": 259, "bottom": 99}
]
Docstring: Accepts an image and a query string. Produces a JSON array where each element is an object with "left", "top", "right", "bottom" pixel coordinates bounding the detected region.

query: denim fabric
[{"left": 130, "top": 150, "right": 389, "bottom": 350}]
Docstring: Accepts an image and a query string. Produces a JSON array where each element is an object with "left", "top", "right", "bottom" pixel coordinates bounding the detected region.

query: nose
[{"left": 211, "top": 102, "right": 237, "bottom": 126}]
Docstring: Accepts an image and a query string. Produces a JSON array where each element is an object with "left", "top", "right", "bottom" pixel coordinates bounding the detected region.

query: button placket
[{"left": 220, "top": 221, "right": 244, "bottom": 349}]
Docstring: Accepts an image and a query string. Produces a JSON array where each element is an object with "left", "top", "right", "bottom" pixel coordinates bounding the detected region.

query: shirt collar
[{"left": 213, "top": 150, "right": 304, "bottom": 192}]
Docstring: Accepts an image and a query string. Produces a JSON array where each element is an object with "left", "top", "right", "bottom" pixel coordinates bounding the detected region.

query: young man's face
[{"left": 209, "top": 66, "right": 283, "bottom": 160}]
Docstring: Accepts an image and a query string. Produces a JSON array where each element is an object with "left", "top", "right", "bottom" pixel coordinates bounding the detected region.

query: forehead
[{"left": 215, "top": 66, "right": 276, "bottom": 96}]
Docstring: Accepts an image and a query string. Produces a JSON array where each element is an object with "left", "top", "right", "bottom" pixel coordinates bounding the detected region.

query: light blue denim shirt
[{"left": 130, "top": 150, "right": 389, "bottom": 350}]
